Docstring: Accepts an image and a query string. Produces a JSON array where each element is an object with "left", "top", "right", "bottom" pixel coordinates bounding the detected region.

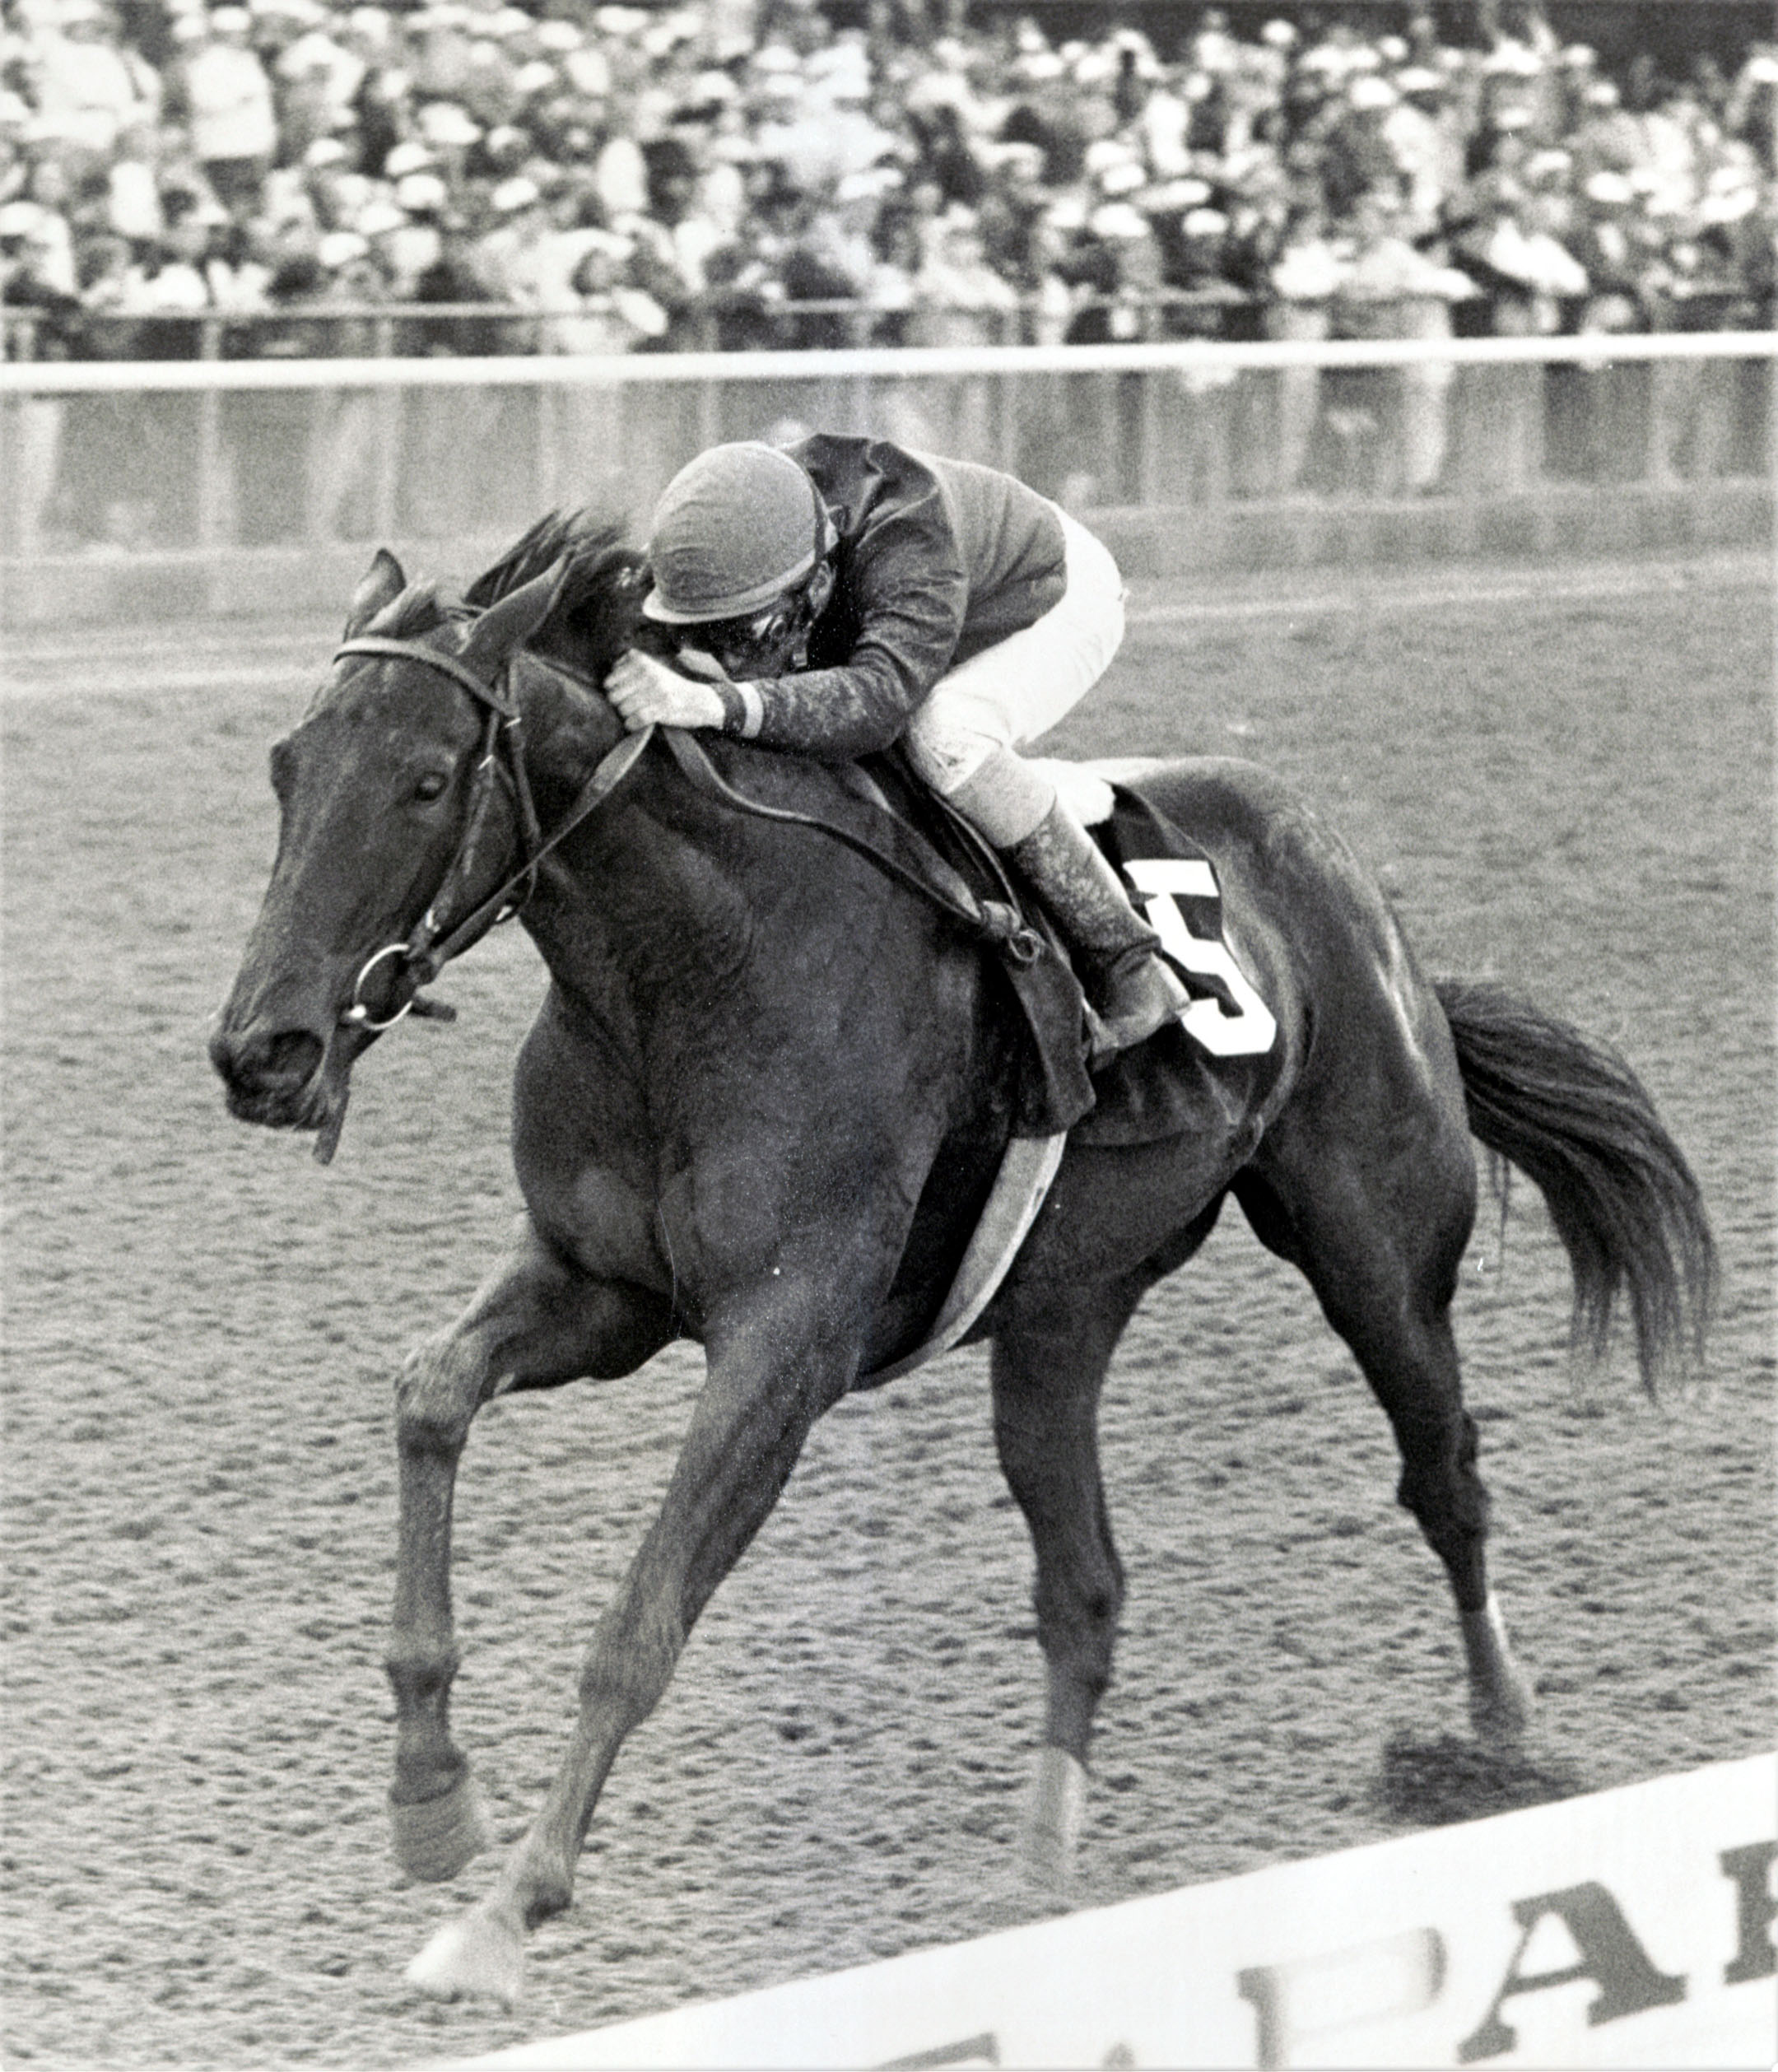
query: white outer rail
[{"left": 3, "top": 329, "right": 1775, "bottom": 394}]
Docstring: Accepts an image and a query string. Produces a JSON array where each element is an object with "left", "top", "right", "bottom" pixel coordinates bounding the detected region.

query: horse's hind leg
[
  {"left": 990, "top": 1270, "right": 1147, "bottom": 1882},
  {"left": 388, "top": 1221, "right": 674, "bottom": 1884},
  {"left": 1237, "top": 1123, "right": 1536, "bottom": 1749}
]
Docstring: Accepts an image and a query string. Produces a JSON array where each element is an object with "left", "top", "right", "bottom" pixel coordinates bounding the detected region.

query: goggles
[{"left": 680, "top": 588, "right": 812, "bottom": 677}]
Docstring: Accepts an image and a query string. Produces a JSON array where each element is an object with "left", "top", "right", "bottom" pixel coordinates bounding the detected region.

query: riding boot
[{"left": 1003, "top": 800, "right": 1191, "bottom": 1059}]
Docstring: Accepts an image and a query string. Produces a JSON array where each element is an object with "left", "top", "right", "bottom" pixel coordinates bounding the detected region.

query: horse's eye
[{"left": 414, "top": 771, "right": 449, "bottom": 803}]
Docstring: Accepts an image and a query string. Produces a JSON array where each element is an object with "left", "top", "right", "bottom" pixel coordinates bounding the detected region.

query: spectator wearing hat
[
  {"left": 1477, "top": 38, "right": 1555, "bottom": 148},
  {"left": 784, "top": 165, "right": 899, "bottom": 346},
  {"left": 410, "top": 95, "right": 482, "bottom": 192},
  {"left": 271, "top": 5, "right": 364, "bottom": 165},
  {"left": 1387, "top": 64, "right": 1464, "bottom": 237},
  {"left": 1334, "top": 190, "right": 1474, "bottom": 493},
  {"left": 1566, "top": 74, "right": 1647, "bottom": 198},
  {"left": 401, "top": 213, "right": 502, "bottom": 353},
  {"left": 1319, "top": 72, "right": 1407, "bottom": 223},
  {"left": 183, "top": 7, "right": 277, "bottom": 215},
  {"left": 377, "top": 172, "right": 446, "bottom": 294},
  {"left": 998, "top": 41, "right": 1094, "bottom": 191},
  {"left": 403, "top": 4, "right": 473, "bottom": 108},
  {"left": 466, "top": 171, "right": 556, "bottom": 346},
  {"left": 908, "top": 199, "right": 1018, "bottom": 344},
  {"left": 1568, "top": 166, "right": 1659, "bottom": 332},
  {"left": 30, "top": 0, "right": 153, "bottom": 174},
  {"left": 1155, "top": 193, "right": 1249, "bottom": 335}
]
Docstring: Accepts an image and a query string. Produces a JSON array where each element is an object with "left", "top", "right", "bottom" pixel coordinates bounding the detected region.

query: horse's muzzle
[{"left": 209, "top": 1022, "right": 331, "bottom": 1129}]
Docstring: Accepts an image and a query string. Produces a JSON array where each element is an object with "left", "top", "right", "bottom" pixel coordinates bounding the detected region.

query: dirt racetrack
[{"left": 3, "top": 549, "right": 1772, "bottom": 2070}]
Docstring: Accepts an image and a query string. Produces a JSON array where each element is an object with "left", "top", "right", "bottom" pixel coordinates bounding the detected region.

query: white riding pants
[{"left": 902, "top": 507, "right": 1126, "bottom": 828}]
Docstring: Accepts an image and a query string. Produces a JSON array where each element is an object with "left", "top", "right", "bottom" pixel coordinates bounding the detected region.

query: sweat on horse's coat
[{"left": 209, "top": 512, "right": 1715, "bottom": 2009}]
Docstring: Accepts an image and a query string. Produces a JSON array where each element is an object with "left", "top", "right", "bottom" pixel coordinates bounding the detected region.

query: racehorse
[{"left": 209, "top": 515, "right": 1714, "bottom": 2007}]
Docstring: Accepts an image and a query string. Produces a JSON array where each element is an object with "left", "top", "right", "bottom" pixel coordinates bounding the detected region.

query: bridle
[
  {"left": 328, "top": 632, "right": 651, "bottom": 1033},
  {"left": 324, "top": 623, "right": 1042, "bottom": 1037}
]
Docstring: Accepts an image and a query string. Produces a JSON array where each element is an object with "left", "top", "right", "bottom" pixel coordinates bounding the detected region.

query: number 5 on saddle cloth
[{"left": 1013, "top": 782, "right": 1281, "bottom": 1148}]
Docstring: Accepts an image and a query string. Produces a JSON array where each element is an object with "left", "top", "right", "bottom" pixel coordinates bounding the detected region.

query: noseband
[{"left": 329, "top": 632, "right": 649, "bottom": 1032}]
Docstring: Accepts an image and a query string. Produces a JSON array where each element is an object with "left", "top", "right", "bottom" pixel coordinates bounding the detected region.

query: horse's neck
[
  {"left": 512, "top": 688, "right": 756, "bottom": 1023},
  {"left": 513, "top": 662, "right": 983, "bottom": 1055}
]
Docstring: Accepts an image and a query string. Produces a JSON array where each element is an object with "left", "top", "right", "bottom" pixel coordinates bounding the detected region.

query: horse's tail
[{"left": 1435, "top": 976, "right": 1715, "bottom": 1393}]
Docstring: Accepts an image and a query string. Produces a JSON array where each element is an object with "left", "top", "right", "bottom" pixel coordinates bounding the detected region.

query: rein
[
  {"left": 657, "top": 729, "right": 1041, "bottom": 962},
  {"left": 331, "top": 632, "right": 1042, "bottom": 1037}
]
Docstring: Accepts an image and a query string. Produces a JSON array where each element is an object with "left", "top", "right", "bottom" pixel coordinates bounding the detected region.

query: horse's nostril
[
  {"left": 212, "top": 1025, "right": 326, "bottom": 1094},
  {"left": 263, "top": 1030, "right": 326, "bottom": 1083}
]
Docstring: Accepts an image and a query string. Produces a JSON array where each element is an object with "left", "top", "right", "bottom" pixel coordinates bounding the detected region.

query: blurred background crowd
[{"left": 2, "top": 0, "right": 1774, "bottom": 356}]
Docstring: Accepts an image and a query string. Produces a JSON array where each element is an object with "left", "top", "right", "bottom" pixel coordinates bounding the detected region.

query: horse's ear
[
  {"left": 460, "top": 558, "right": 569, "bottom": 669},
  {"left": 343, "top": 548, "right": 407, "bottom": 636}
]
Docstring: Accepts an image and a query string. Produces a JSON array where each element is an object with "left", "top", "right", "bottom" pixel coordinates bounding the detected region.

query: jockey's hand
[{"left": 607, "top": 649, "right": 727, "bottom": 733}]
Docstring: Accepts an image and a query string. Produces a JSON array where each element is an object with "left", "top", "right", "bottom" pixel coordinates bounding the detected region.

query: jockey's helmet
[{"left": 642, "top": 442, "right": 830, "bottom": 625}]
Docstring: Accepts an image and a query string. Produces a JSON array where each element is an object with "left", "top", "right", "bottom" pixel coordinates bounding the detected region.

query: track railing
[{"left": 2, "top": 332, "right": 1771, "bottom": 570}]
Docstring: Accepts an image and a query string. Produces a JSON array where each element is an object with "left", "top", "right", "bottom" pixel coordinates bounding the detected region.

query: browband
[{"left": 334, "top": 635, "right": 519, "bottom": 719}]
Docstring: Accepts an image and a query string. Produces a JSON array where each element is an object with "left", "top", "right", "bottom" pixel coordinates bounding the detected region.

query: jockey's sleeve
[{"left": 735, "top": 458, "right": 970, "bottom": 761}]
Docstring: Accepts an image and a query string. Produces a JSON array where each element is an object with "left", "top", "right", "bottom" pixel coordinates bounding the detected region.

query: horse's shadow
[{"left": 1371, "top": 1730, "right": 1585, "bottom": 1828}]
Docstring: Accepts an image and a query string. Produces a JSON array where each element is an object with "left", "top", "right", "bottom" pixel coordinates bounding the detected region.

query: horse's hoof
[
  {"left": 1470, "top": 1667, "right": 1537, "bottom": 1752},
  {"left": 405, "top": 1900, "right": 525, "bottom": 2007},
  {"left": 1459, "top": 1595, "right": 1537, "bottom": 1752},
  {"left": 1022, "top": 1745, "right": 1087, "bottom": 1889},
  {"left": 391, "top": 1773, "right": 494, "bottom": 1883}
]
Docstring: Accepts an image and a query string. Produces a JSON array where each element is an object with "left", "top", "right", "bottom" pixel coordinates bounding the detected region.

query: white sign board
[{"left": 440, "top": 1753, "right": 1775, "bottom": 2070}]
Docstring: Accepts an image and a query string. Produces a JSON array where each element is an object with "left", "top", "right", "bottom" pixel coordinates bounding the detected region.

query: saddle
[
  {"left": 831, "top": 752, "right": 1284, "bottom": 1384},
  {"left": 836, "top": 749, "right": 1272, "bottom": 1150}
]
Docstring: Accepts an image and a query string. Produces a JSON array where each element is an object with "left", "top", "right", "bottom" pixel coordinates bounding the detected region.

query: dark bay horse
[{"left": 210, "top": 518, "right": 1713, "bottom": 2007}]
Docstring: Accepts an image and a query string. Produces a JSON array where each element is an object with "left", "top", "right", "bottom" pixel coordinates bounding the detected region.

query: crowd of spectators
[{"left": 2, "top": 0, "right": 1774, "bottom": 357}]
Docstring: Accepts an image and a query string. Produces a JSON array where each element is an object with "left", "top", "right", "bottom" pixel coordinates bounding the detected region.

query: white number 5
[{"left": 1124, "top": 857, "right": 1278, "bottom": 1059}]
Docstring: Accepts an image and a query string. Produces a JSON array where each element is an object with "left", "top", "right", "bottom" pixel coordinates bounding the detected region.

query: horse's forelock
[
  {"left": 366, "top": 581, "right": 454, "bottom": 640},
  {"left": 304, "top": 582, "right": 462, "bottom": 718},
  {"left": 464, "top": 510, "right": 647, "bottom": 686}
]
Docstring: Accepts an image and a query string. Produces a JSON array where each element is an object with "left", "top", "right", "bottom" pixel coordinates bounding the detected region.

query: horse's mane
[{"left": 464, "top": 506, "right": 648, "bottom": 679}]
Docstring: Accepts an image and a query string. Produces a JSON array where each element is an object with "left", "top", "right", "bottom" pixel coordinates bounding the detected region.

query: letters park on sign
[{"left": 443, "top": 1753, "right": 1775, "bottom": 2071}]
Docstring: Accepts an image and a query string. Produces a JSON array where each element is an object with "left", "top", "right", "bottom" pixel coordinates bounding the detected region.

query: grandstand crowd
[{"left": 2, "top": 0, "right": 1774, "bottom": 356}]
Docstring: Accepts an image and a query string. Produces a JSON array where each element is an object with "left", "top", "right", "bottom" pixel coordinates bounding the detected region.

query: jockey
[{"left": 607, "top": 435, "right": 1190, "bottom": 1057}]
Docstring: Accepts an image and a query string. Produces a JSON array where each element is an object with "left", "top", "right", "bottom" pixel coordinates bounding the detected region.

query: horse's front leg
[
  {"left": 388, "top": 1220, "right": 675, "bottom": 1883},
  {"left": 404, "top": 1269, "right": 866, "bottom": 2005}
]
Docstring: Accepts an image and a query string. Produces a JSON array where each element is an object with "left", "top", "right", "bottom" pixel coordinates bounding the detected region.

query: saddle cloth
[{"left": 884, "top": 756, "right": 1271, "bottom": 1149}]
